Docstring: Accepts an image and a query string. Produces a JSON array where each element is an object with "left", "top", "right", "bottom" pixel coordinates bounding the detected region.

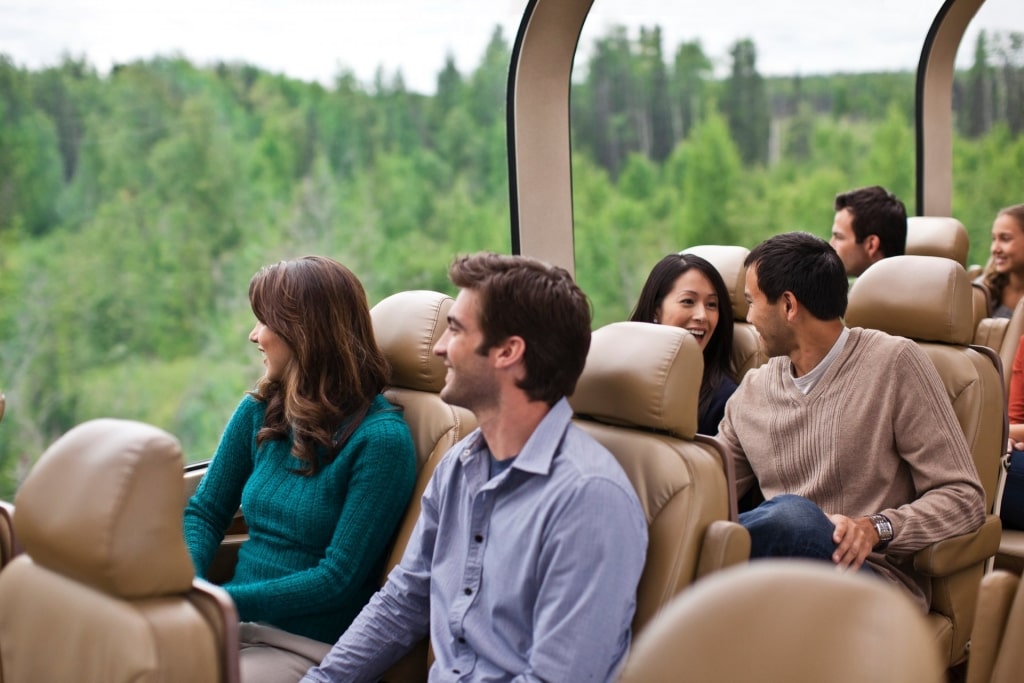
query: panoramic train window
[
  {"left": 952, "top": 0, "right": 1024, "bottom": 266},
  {"left": 0, "top": 0, "right": 523, "bottom": 489},
  {"left": 570, "top": 0, "right": 1024, "bottom": 326}
]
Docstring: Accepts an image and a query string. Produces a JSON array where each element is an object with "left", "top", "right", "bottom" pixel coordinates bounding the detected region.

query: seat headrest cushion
[
  {"left": 14, "top": 419, "right": 194, "bottom": 598},
  {"left": 847, "top": 255, "right": 974, "bottom": 345},
  {"left": 683, "top": 244, "right": 751, "bottom": 320},
  {"left": 569, "top": 322, "right": 702, "bottom": 439},
  {"left": 371, "top": 290, "right": 454, "bottom": 393},
  {"left": 905, "top": 216, "right": 969, "bottom": 267}
]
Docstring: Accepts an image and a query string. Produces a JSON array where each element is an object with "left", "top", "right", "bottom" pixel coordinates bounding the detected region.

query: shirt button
[
  {"left": 457, "top": 637, "right": 466, "bottom": 644},
  {"left": 474, "top": 534, "right": 483, "bottom": 542},
  {"left": 453, "top": 669, "right": 461, "bottom": 675},
  {"left": 464, "top": 587, "right": 472, "bottom": 595}
]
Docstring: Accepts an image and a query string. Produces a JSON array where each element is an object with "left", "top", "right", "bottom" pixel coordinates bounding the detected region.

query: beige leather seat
[
  {"left": 369, "top": 290, "right": 478, "bottom": 578},
  {"left": 967, "top": 570, "right": 1024, "bottom": 683},
  {"left": 0, "top": 418, "right": 239, "bottom": 683},
  {"left": 847, "top": 255, "right": 1005, "bottom": 667},
  {"left": 617, "top": 560, "right": 945, "bottom": 683},
  {"left": 682, "top": 244, "right": 764, "bottom": 381},
  {"left": 370, "top": 290, "right": 478, "bottom": 683},
  {"left": 905, "top": 216, "right": 991, "bottom": 338},
  {"left": 0, "top": 500, "right": 17, "bottom": 569},
  {"left": 906, "top": 216, "right": 970, "bottom": 266},
  {"left": 569, "top": 321, "right": 749, "bottom": 633}
]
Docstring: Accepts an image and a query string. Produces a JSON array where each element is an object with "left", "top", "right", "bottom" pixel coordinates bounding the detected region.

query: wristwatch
[{"left": 868, "top": 513, "right": 894, "bottom": 551}]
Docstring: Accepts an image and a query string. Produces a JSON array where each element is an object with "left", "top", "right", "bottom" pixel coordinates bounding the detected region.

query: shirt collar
[{"left": 460, "top": 397, "right": 573, "bottom": 477}]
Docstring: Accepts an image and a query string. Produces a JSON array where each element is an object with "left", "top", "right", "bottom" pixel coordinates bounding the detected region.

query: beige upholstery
[
  {"left": 906, "top": 216, "right": 970, "bottom": 266},
  {"left": 0, "top": 500, "right": 16, "bottom": 569},
  {"left": 847, "top": 255, "right": 1006, "bottom": 666},
  {"left": 370, "top": 290, "right": 478, "bottom": 683},
  {"left": 617, "top": 560, "right": 945, "bottom": 683},
  {"left": 991, "top": 297, "right": 1024, "bottom": 388},
  {"left": 967, "top": 570, "right": 1024, "bottom": 683},
  {"left": 569, "top": 321, "right": 749, "bottom": 634},
  {"left": 370, "top": 290, "right": 477, "bottom": 576},
  {"left": 681, "top": 244, "right": 764, "bottom": 381},
  {"left": 0, "top": 418, "right": 239, "bottom": 683},
  {"left": 906, "top": 215, "right": 989, "bottom": 335}
]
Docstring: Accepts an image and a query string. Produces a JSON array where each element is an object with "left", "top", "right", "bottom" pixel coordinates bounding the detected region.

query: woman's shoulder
[
  {"left": 228, "top": 392, "right": 266, "bottom": 423},
  {"left": 354, "top": 395, "right": 414, "bottom": 440}
]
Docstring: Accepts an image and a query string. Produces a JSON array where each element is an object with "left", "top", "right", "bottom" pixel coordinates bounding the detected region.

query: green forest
[{"left": 1, "top": 26, "right": 1022, "bottom": 496}]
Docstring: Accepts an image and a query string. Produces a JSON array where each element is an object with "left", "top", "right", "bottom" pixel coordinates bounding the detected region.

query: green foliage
[{"left": 0, "top": 26, "right": 1020, "bottom": 499}]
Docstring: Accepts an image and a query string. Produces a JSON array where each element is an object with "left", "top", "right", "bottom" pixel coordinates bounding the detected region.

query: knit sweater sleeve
[
  {"left": 226, "top": 412, "right": 416, "bottom": 623},
  {"left": 183, "top": 395, "right": 260, "bottom": 578},
  {"left": 716, "top": 370, "right": 759, "bottom": 499},
  {"left": 882, "top": 343, "right": 987, "bottom": 553}
]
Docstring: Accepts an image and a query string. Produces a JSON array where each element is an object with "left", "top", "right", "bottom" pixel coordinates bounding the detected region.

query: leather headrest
[
  {"left": 621, "top": 560, "right": 944, "bottom": 683},
  {"left": 371, "top": 290, "right": 454, "bottom": 393},
  {"left": 906, "top": 216, "right": 969, "bottom": 267},
  {"left": 569, "top": 322, "right": 702, "bottom": 439},
  {"left": 13, "top": 419, "right": 195, "bottom": 598},
  {"left": 682, "top": 245, "right": 750, "bottom": 320},
  {"left": 847, "top": 255, "right": 973, "bottom": 345}
]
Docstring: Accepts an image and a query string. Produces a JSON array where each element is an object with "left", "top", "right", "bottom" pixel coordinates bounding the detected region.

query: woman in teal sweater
[{"left": 184, "top": 256, "right": 416, "bottom": 683}]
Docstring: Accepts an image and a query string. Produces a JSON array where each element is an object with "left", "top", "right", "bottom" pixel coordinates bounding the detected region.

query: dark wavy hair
[
  {"left": 630, "top": 253, "right": 735, "bottom": 417},
  {"left": 448, "top": 252, "right": 592, "bottom": 405},
  {"left": 248, "top": 256, "right": 389, "bottom": 475}
]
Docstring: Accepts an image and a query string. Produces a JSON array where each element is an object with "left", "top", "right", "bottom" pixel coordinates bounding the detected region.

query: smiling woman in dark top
[{"left": 631, "top": 253, "right": 738, "bottom": 435}]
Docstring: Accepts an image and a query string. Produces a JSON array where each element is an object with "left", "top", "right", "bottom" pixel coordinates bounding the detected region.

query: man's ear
[
  {"left": 782, "top": 291, "right": 800, "bottom": 321},
  {"left": 493, "top": 335, "right": 526, "bottom": 369},
  {"left": 864, "top": 234, "right": 883, "bottom": 260}
]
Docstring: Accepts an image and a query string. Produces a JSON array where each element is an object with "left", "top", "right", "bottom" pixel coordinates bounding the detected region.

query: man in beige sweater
[{"left": 716, "top": 231, "right": 985, "bottom": 610}]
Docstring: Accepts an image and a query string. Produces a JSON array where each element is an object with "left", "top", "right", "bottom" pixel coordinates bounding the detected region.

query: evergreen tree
[
  {"left": 671, "top": 41, "right": 712, "bottom": 141},
  {"left": 722, "top": 38, "right": 770, "bottom": 165}
]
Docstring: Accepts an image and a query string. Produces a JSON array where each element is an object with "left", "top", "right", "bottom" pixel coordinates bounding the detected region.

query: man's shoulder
[{"left": 847, "top": 327, "right": 919, "bottom": 364}]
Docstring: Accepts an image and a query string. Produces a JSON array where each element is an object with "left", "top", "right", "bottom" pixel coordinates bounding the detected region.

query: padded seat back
[
  {"left": 617, "top": 560, "right": 945, "bottom": 683},
  {"left": 967, "top": 570, "right": 1024, "bottom": 683},
  {"left": 371, "top": 291, "right": 480, "bottom": 682},
  {"left": 905, "top": 216, "right": 990, "bottom": 335},
  {"left": 682, "top": 245, "right": 764, "bottom": 381},
  {"left": 370, "top": 290, "right": 478, "bottom": 577},
  {"left": 847, "top": 255, "right": 1005, "bottom": 665},
  {"left": 0, "top": 419, "right": 238, "bottom": 683},
  {"left": 569, "top": 322, "right": 748, "bottom": 634},
  {"left": 0, "top": 500, "right": 17, "bottom": 569},
  {"left": 906, "top": 216, "right": 970, "bottom": 266}
]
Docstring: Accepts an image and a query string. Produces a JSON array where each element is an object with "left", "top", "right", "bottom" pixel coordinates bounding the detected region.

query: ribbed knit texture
[
  {"left": 184, "top": 393, "right": 416, "bottom": 643},
  {"left": 718, "top": 327, "right": 986, "bottom": 610}
]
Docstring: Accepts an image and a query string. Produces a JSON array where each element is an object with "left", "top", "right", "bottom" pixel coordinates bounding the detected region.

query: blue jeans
[
  {"left": 739, "top": 494, "right": 879, "bottom": 575},
  {"left": 739, "top": 494, "right": 837, "bottom": 561}
]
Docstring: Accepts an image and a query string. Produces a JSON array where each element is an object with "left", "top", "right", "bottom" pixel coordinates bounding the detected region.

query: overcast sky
[{"left": 1, "top": 0, "right": 1022, "bottom": 93}]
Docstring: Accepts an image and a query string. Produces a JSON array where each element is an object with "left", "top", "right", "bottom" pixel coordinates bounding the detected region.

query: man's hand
[{"left": 827, "top": 514, "right": 879, "bottom": 571}]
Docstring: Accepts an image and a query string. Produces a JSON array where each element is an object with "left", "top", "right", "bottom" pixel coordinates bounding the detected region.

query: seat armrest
[
  {"left": 913, "top": 515, "right": 1001, "bottom": 576},
  {"left": 694, "top": 520, "right": 750, "bottom": 580}
]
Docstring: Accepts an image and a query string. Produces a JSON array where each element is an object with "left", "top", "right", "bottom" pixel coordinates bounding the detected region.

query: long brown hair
[
  {"left": 248, "top": 256, "right": 389, "bottom": 475},
  {"left": 983, "top": 204, "right": 1024, "bottom": 309}
]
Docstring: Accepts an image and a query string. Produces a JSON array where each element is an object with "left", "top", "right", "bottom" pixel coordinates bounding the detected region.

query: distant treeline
[{"left": 0, "top": 25, "right": 1021, "bottom": 495}]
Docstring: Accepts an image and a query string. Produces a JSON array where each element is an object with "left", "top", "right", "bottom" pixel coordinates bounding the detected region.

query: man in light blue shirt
[{"left": 301, "top": 252, "right": 648, "bottom": 683}]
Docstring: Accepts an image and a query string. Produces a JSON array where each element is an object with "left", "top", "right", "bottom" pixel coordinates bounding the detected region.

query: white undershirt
[{"left": 792, "top": 326, "right": 850, "bottom": 395}]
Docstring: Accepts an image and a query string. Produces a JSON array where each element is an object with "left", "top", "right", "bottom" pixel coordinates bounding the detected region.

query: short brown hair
[
  {"left": 833, "top": 185, "right": 907, "bottom": 259},
  {"left": 448, "top": 252, "right": 592, "bottom": 405}
]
